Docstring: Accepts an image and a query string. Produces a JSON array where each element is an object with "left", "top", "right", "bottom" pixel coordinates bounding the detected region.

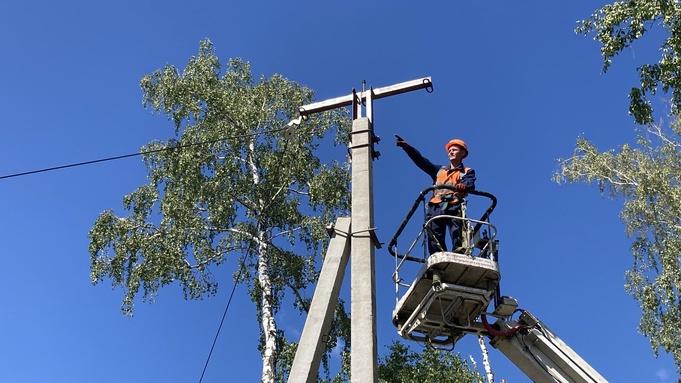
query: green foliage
[
  {"left": 88, "top": 39, "right": 351, "bottom": 381},
  {"left": 568, "top": 2, "right": 681, "bottom": 377},
  {"left": 577, "top": 0, "right": 681, "bottom": 124},
  {"left": 377, "top": 341, "right": 482, "bottom": 383},
  {"left": 554, "top": 120, "right": 681, "bottom": 376}
]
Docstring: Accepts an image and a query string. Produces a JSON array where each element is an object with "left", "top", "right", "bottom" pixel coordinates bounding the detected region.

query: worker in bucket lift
[{"left": 395, "top": 135, "right": 476, "bottom": 255}]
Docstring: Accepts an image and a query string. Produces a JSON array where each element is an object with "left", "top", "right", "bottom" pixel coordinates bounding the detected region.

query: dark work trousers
[{"left": 425, "top": 202, "right": 463, "bottom": 255}]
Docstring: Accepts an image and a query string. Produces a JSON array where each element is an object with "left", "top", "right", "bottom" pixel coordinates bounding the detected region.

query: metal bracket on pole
[{"left": 298, "top": 77, "right": 433, "bottom": 122}]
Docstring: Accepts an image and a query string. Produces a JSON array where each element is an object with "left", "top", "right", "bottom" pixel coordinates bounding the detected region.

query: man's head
[{"left": 445, "top": 139, "right": 468, "bottom": 160}]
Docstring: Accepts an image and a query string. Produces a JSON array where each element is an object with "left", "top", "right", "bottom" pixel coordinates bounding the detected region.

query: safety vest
[{"left": 429, "top": 166, "right": 471, "bottom": 204}]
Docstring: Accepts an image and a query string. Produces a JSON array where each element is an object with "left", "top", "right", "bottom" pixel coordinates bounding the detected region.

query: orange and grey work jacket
[
  {"left": 430, "top": 166, "right": 472, "bottom": 205},
  {"left": 400, "top": 145, "right": 476, "bottom": 209}
]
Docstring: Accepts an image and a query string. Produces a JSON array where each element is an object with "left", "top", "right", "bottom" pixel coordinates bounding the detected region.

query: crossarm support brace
[{"left": 287, "top": 217, "right": 352, "bottom": 383}]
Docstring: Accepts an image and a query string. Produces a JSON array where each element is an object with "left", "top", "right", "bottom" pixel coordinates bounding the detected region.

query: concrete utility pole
[{"left": 287, "top": 77, "right": 433, "bottom": 383}]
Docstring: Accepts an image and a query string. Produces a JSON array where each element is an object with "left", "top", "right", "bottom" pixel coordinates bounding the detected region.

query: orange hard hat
[{"left": 445, "top": 139, "right": 468, "bottom": 158}]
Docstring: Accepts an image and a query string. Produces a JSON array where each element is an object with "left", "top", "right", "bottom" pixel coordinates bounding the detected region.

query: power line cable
[
  {"left": 1, "top": 117, "right": 301, "bottom": 380},
  {"left": 197, "top": 130, "right": 299, "bottom": 382},
  {"left": 0, "top": 127, "right": 286, "bottom": 181},
  {"left": 1, "top": 151, "right": 147, "bottom": 180},
  {"left": 197, "top": 253, "right": 250, "bottom": 383}
]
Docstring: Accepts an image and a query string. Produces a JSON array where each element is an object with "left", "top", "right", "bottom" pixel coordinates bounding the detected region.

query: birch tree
[
  {"left": 88, "top": 39, "right": 351, "bottom": 383},
  {"left": 556, "top": 1, "right": 681, "bottom": 376},
  {"left": 576, "top": 0, "right": 681, "bottom": 124},
  {"left": 555, "top": 123, "right": 681, "bottom": 376}
]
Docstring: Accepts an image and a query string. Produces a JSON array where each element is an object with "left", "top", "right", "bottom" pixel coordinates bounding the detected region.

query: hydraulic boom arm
[{"left": 488, "top": 310, "right": 608, "bottom": 383}]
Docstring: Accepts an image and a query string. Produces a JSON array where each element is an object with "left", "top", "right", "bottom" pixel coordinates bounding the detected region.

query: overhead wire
[
  {"left": 0, "top": 127, "right": 287, "bottom": 181},
  {"left": 198, "top": 251, "right": 252, "bottom": 383},
  {"left": 195, "top": 119, "right": 301, "bottom": 381},
  {"left": 0, "top": 115, "right": 300, "bottom": 380},
  {"left": 2, "top": 110, "right": 326, "bottom": 381},
  {"left": 198, "top": 133, "right": 299, "bottom": 381}
]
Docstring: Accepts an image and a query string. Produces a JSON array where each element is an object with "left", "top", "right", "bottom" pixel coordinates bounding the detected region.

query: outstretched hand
[{"left": 395, "top": 134, "right": 408, "bottom": 148}]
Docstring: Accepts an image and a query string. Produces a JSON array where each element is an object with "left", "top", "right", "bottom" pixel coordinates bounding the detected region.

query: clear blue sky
[{"left": 0, "top": 1, "right": 676, "bottom": 382}]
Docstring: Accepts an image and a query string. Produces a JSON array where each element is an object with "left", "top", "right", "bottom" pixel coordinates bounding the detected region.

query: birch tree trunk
[
  {"left": 258, "top": 232, "right": 277, "bottom": 383},
  {"left": 478, "top": 335, "right": 494, "bottom": 383}
]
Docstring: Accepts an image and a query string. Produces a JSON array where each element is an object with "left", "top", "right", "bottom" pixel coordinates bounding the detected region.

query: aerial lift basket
[{"left": 388, "top": 186, "right": 502, "bottom": 346}]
